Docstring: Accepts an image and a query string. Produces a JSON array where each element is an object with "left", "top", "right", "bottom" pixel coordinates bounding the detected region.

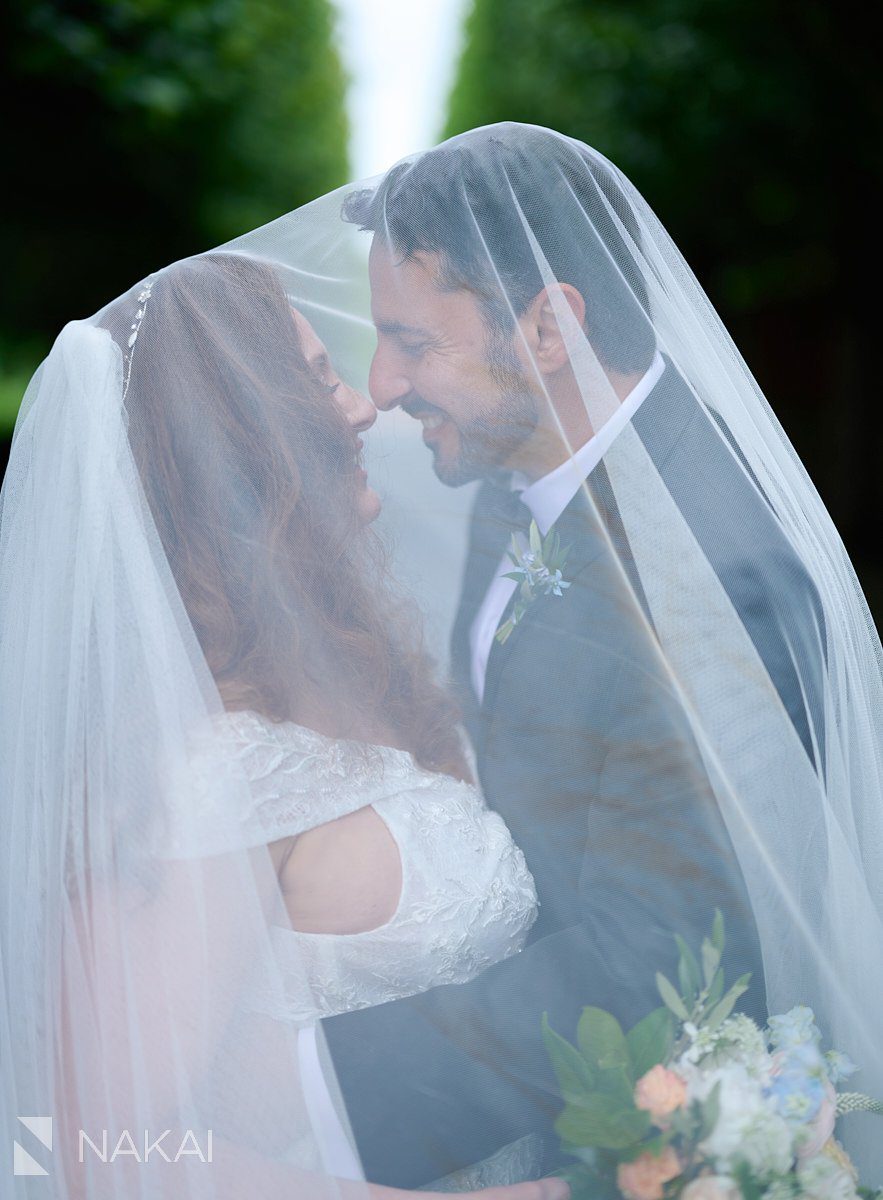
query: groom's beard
[
  {"left": 414, "top": 352, "right": 540, "bottom": 489},
  {"left": 439, "top": 390, "right": 539, "bottom": 487}
]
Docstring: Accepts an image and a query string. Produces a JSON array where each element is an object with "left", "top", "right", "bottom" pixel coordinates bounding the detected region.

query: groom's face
[{"left": 368, "top": 240, "right": 540, "bottom": 486}]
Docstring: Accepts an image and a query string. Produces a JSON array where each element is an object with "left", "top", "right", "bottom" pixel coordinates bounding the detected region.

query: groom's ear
[{"left": 517, "top": 284, "right": 587, "bottom": 376}]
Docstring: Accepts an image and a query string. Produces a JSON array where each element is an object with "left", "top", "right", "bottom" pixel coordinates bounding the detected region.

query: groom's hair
[{"left": 343, "top": 123, "right": 656, "bottom": 376}]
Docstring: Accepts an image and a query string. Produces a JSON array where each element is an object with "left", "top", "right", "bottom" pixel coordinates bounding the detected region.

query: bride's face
[{"left": 290, "top": 309, "right": 381, "bottom": 525}]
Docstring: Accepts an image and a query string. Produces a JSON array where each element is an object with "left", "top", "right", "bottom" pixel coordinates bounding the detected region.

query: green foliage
[
  {"left": 542, "top": 995, "right": 671, "bottom": 1161},
  {"left": 543, "top": 913, "right": 883, "bottom": 1197},
  {"left": 655, "top": 908, "right": 751, "bottom": 1034},
  {"left": 626, "top": 1007, "right": 675, "bottom": 1080},
  {"left": 541, "top": 912, "right": 747, "bottom": 1185},
  {"left": 0, "top": 369, "right": 36, "bottom": 437},
  {"left": 445, "top": 3, "right": 883, "bottom": 561},
  {"left": 446, "top": 0, "right": 878, "bottom": 316},
  {"left": 0, "top": 0, "right": 349, "bottom": 347},
  {"left": 0, "top": 337, "right": 45, "bottom": 436},
  {"left": 497, "top": 518, "right": 572, "bottom": 643}
]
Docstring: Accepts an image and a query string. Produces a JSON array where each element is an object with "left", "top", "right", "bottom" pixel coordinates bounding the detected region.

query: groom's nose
[{"left": 369, "top": 343, "right": 411, "bottom": 412}]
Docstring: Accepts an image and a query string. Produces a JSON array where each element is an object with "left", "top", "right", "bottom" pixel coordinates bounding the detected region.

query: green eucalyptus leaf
[
  {"left": 705, "top": 967, "right": 725, "bottom": 1008},
  {"left": 705, "top": 974, "right": 751, "bottom": 1031},
  {"left": 529, "top": 520, "right": 542, "bottom": 555},
  {"left": 675, "top": 934, "right": 701, "bottom": 1002},
  {"left": 711, "top": 909, "right": 726, "bottom": 955},
  {"left": 701, "top": 937, "right": 722, "bottom": 988},
  {"left": 656, "top": 972, "right": 689, "bottom": 1020}
]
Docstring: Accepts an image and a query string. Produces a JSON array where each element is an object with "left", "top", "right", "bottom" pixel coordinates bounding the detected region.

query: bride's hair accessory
[{"left": 122, "top": 272, "right": 157, "bottom": 398}]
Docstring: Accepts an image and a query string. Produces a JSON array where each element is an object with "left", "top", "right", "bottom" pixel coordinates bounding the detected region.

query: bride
[{"left": 0, "top": 251, "right": 562, "bottom": 1200}]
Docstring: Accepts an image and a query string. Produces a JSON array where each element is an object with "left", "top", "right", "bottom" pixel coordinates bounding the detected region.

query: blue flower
[
  {"left": 767, "top": 1006, "right": 822, "bottom": 1051},
  {"left": 825, "top": 1050, "right": 858, "bottom": 1085},
  {"left": 767, "top": 1067, "right": 826, "bottom": 1124}
]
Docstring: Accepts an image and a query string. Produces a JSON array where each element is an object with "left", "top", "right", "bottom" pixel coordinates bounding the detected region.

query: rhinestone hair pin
[{"left": 122, "top": 273, "right": 157, "bottom": 399}]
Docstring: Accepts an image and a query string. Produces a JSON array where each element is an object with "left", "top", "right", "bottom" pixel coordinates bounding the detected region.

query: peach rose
[
  {"left": 617, "top": 1146, "right": 681, "bottom": 1200},
  {"left": 633, "top": 1064, "right": 688, "bottom": 1126},
  {"left": 682, "top": 1176, "right": 740, "bottom": 1200}
]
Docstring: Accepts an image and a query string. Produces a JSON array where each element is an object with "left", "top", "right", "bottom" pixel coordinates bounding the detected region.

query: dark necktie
[{"left": 484, "top": 484, "right": 533, "bottom": 541}]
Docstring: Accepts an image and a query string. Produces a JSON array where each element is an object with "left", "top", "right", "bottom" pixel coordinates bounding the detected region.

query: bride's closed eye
[{"left": 310, "top": 351, "right": 341, "bottom": 393}]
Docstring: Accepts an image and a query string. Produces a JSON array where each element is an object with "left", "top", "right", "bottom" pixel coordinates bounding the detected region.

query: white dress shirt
[
  {"left": 297, "top": 350, "right": 664, "bottom": 1179},
  {"left": 469, "top": 350, "right": 665, "bottom": 700},
  {"left": 297, "top": 1024, "right": 364, "bottom": 1179}
]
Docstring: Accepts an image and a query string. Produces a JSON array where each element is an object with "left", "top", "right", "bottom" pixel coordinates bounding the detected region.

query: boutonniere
[{"left": 495, "top": 519, "right": 572, "bottom": 645}]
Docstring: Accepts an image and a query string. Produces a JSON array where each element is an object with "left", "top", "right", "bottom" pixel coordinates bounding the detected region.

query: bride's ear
[{"left": 516, "top": 283, "right": 587, "bottom": 376}]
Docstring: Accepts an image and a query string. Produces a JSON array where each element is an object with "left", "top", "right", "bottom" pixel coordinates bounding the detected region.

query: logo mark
[{"left": 13, "top": 1116, "right": 53, "bottom": 1176}]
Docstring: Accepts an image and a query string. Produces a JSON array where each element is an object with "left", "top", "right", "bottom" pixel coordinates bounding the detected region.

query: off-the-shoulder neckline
[{"left": 217, "top": 707, "right": 428, "bottom": 770}]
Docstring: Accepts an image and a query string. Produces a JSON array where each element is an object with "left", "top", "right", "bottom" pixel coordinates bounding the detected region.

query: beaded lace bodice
[{"left": 159, "top": 708, "right": 538, "bottom": 1024}]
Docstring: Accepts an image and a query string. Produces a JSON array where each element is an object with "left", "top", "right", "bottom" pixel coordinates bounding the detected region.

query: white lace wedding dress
[{"left": 157, "top": 708, "right": 540, "bottom": 1187}]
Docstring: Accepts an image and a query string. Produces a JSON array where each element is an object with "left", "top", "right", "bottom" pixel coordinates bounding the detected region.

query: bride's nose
[{"left": 337, "top": 383, "right": 377, "bottom": 434}]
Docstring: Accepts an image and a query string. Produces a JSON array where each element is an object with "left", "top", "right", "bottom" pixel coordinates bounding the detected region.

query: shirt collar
[{"left": 512, "top": 350, "right": 665, "bottom": 536}]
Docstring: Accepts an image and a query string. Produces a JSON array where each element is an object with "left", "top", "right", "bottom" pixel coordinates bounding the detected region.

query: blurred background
[{"left": 2, "top": 0, "right": 880, "bottom": 617}]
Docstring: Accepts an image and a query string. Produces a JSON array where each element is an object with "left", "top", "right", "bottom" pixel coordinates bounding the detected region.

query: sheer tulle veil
[{"left": 2, "top": 122, "right": 883, "bottom": 1195}]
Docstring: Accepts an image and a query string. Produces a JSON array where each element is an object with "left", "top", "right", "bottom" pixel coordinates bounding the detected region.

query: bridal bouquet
[{"left": 543, "top": 913, "right": 883, "bottom": 1200}]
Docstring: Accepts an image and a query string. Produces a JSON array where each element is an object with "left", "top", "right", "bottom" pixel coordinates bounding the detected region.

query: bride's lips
[{"left": 354, "top": 439, "right": 369, "bottom": 485}]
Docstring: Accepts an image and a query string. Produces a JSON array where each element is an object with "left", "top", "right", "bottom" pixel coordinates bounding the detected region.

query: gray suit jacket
[{"left": 322, "top": 361, "right": 826, "bottom": 1188}]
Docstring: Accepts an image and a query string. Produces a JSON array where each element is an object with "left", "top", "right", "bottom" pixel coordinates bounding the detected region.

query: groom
[{"left": 309, "top": 126, "right": 826, "bottom": 1187}]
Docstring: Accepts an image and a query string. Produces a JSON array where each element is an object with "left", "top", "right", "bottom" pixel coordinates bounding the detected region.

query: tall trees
[
  {"left": 0, "top": 0, "right": 349, "bottom": 346},
  {"left": 446, "top": 1, "right": 882, "bottom": 560}
]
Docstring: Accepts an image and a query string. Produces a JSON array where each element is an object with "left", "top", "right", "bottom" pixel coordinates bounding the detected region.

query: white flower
[
  {"left": 688, "top": 1064, "right": 769, "bottom": 1167},
  {"left": 797, "top": 1153, "right": 860, "bottom": 1200},
  {"left": 737, "top": 1109, "right": 795, "bottom": 1176},
  {"left": 684, "top": 1061, "right": 796, "bottom": 1175},
  {"left": 688, "top": 1015, "right": 774, "bottom": 1082}
]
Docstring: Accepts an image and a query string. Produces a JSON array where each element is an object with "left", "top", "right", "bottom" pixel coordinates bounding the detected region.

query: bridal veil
[{"left": 2, "top": 122, "right": 883, "bottom": 1194}]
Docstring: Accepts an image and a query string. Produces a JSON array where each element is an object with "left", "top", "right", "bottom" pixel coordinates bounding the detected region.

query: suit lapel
[
  {"left": 479, "top": 361, "right": 696, "bottom": 712},
  {"left": 480, "top": 483, "right": 609, "bottom": 712},
  {"left": 450, "top": 482, "right": 526, "bottom": 733}
]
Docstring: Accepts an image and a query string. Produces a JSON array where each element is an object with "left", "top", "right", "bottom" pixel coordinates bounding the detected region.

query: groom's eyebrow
[{"left": 376, "top": 320, "right": 431, "bottom": 340}]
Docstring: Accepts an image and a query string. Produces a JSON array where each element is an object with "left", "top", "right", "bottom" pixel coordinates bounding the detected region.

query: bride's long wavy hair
[{"left": 105, "top": 253, "right": 468, "bottom": 779}]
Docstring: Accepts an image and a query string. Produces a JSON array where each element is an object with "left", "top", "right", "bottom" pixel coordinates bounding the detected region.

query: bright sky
[
  {"left": 333, "top": 0, "right": 471, "bottom": 180},
  {"left": 330, "top": 1, "right": 478, "bottom": 666}
]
